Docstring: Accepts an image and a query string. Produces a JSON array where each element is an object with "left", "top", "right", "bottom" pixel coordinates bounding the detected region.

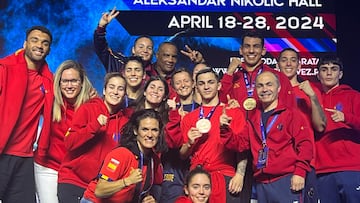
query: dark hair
[
  {"left": 124, "top": 55, "right": 145, "bottom": 71},
  {"left": 134, "top": 35, "right": 153, "bottom": 47},
  {"left": 131, "top": 75, "right": 170, "bottom": 123},
  {"left": 157, "top": 41, "right": 178, "bottom": 53},
  {"left": 185, "top": 165, "right": 212, "bottom": 187},
  {"left": 120, "top": 109, "right": 167, "bottom": 153},
  {"left": 170, "top": 67, "right": 193, "bottom": 88},
  {"left": 241, "top": 30, "right": 264, "bottom": 47},
  {"left": 195, "top": 67, "right": 219, "bottom": 82},
  {"left": 278, "top": 47, "right": 300, "bottom": 60},
  {"left": 26, "top": 25, "right": 52, "bottom": 44},
  {"left": 317, "top": 55, "right": 344, "bottom": 71}
]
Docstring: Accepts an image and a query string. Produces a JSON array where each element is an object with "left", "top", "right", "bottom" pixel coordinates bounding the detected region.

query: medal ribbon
[
  {"left": 243, "top": 67, "right": 263, "bottom": 97},
  {"left": 260, "top": 114, "right": 279, "bottom": 147},
  {"left": 199, "top": 102, "right": 219, "bottom": 120},
  {"left": 137, "top": 152, "right": 154, "bottom": 202}
]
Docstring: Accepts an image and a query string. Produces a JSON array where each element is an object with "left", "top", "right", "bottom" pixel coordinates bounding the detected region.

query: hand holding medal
[{"left": 187, "top": 127, "right": 203, "bottom": 147}]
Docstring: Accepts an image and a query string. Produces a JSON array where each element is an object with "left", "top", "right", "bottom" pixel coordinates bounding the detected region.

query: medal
[
  {"left": 196, "top": 118, "right": 212, "bottom": 134},
  {"left": 243, "top": 97, "right": 256, "bottom": 110}
]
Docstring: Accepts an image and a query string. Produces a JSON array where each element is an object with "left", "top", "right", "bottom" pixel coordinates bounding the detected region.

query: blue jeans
[{"left": 80, "top": 197, "right": 93, "bottom": 203}]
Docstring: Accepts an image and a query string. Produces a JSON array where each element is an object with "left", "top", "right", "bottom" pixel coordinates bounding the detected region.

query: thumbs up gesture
[{"left": 167, "top": 97, "right": 177, "bottom": 110}]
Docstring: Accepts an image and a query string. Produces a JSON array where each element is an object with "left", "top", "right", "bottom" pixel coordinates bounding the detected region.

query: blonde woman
[{"left": 34, "top": 60, "right": 94, "bottom": 203}]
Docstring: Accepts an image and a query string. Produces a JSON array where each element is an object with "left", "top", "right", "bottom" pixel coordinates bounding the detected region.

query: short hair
[
  {"left": 134, "top": 35, "right": 153, "bottom": 47},
  {"left": 124, "top": 55, "right": 145, "bottom": 71},
  {"left": 170, "top": 67, "right": 193, "bottom": 88},
  {"left": 278, "top": 47, "right": 300, "bottom": 60},
  {"left": 103, "top": 72, "right": 126, "bottom": 89},
  {"left": 241, "top": 30, "right": 264, "bottom": 47},
  {"left": 317, "top": 55, "right": 344, "bottom": 71},
  {"left": 157, "top": 41, "right": 178, "bottom": 53},
  {"left": 26, "top": 25, "right": 52, "bottom": 44},
  {"left": 195, "top": 67, "right": 219, "bottom": 82},
  {"left": 256, "top": 71, "right": 280, "bottom": 88}
]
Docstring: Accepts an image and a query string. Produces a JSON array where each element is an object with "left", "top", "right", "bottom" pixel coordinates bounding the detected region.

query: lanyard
[
  {"left": 199, "top": 102, "right": 219, "bottom": 120},
  {"left": 176, "top": 101, "right": 196, "bottom": 112},
  {"left": 260, "top": 114, "right": 279, "bottom": 147},
  {"left": 124, "top": 96, "right": 129, "bottom": 108},
  {"left": 243, "top": 67, "right": 263, "bottom": 97},
  {"left": 138, "top": 152, "right": 154, "bottom": 202}
]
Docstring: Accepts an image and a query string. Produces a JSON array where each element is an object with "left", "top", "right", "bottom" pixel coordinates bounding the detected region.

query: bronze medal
[
  {"left": 243, "top": 97, "right": 256, "bottom": 111},
  {"left": 196, "top": 118, "right": 212, "bottom": 134}
]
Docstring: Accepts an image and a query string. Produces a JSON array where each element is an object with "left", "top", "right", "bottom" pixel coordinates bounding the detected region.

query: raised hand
[
  {"left": 227, "top": 57, "right": 242, "bottom": 75},
  {"left": 97, "top": 114, "right": 108, "bottom": 126},
  {"left": 220, "top": 104, "right": 232, "bottom": 127},
  {"left": 298, "top": 80, "right": 315, "bottom": 97},
  {"left": 180, "top": 45, "right": 205, "bottom": 63},
  {"left": 167, "top": 97, "right": 177, "bottom": 110},
  {"left": 98, "top": 7, "right": 120, "bottom": 27},
  {"left": 226, "top": 94, "right": 240, "bottom": 109}
]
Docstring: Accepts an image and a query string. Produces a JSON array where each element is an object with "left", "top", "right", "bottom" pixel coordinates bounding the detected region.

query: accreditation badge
[
  {"left": 256, "top": 146, "right": 269, "bottom": 169},
  {"left": 243, "top": 97, "right": 257, "bottom": 111},
  {"left": 196, "top": 118, "right": 212, "bottom": 134}
]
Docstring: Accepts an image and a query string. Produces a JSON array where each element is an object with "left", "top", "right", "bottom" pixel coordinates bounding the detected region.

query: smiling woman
[
  {"left": 175, "top": 165, "right": 212, "bottom": 203},
  {"left": 81, "top": 109, "right": 168, "bottom": 203},
  {"left": 34, "top": 60, "right": 94, "bottom": 203},
  {"left": 56, "top": 72, "right": 129, "bottom": 203}
]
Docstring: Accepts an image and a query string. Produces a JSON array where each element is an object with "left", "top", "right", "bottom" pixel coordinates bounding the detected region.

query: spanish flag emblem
[
  {"left": 65, "top": 128, "right": 71, "bottom": 137},
  {"left": 107, "top": 158, "right": 120, "bottom": 172}
]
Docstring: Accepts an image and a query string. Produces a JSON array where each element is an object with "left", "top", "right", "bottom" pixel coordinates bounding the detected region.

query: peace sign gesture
[{"left": 98, "top": 7, "right": 120, "bottom": 27}]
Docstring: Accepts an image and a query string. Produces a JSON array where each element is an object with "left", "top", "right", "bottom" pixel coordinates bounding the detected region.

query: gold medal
[
  {"left": 196, "top": 118, "right": 212, "bottom": 134},
  {"left": 243, "top": 97, "right": 257, "bottom": 111}
]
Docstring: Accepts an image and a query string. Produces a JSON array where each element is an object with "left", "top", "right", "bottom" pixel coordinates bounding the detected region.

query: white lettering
[
  {"left": 168, "top": 15, "right": 214, "bottom": 28},
  {"left": 297, "top": 68, "right": 318, "bottom": 76},
  {"left": 168, "top": 16, "right": 181, "bottom": 28},
  {"left": 261, "top": 57, "right": 278, "bottom": 65},
  {"left": 213, "top": 67, "right": 227, "bottom": 75},
  {"left": 300, "top": 58, "right": 319, "bottom": 66},
  {"left": 133, "top": 0, "right": 226, "bottom": 6},
  {"left": 288, "top": 0, "right": 322, "bottom": 7},
  {"left": 231, "top": 0, "right": 284, "bottom": 7}
]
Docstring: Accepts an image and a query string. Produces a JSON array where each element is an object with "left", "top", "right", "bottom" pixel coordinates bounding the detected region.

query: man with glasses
[{"left": 219, "top": 30, "right": 295, "bottom": 202}]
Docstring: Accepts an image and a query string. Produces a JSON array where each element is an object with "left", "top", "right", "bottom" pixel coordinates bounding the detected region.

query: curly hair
[{"left": 120, "top": 109, "right": 168, "bottom": 153}]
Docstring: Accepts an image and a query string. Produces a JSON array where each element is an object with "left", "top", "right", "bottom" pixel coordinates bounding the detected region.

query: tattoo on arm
[{"left": 236, "top": 159, "right": 248, "bottom": 176}]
